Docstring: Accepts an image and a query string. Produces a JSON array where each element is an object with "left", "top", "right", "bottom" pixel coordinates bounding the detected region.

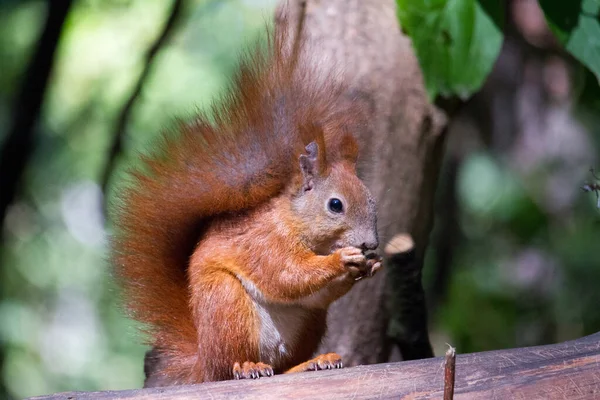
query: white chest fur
[
  {"left": 254, "top": 301, "right": 310, "bottom": 366},
  {"left": 237, "top": 276, "right": 313, "bottom": 366}
]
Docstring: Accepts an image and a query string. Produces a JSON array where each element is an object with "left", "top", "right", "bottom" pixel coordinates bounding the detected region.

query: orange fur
[{"left": 111, "top": 16, "right": 377, "bottom": 386}]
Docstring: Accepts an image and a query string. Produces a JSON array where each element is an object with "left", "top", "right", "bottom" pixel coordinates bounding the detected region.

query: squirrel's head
[{"left": 291, "top": 141, "right": 378, "bottom": 255}]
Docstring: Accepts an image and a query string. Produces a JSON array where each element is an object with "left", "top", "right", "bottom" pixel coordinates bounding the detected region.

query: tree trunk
[{"left": 280, "top": 0, "right": 446, "bottom": 364}]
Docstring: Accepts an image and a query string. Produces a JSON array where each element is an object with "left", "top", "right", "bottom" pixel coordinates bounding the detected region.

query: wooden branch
[
  {"left": 31, "top": 333, "right": 600, "bottom": 399},
  {"left": 385, "top": 234, "right": 434, "bottom": 360},
  {"left": 386, "top": 233, "right": 434, "bottom": 360}
]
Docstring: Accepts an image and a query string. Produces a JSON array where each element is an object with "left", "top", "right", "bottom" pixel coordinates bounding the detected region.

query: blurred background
[{"left": 0, "top": 0, "right": 599, "bottom": 398}]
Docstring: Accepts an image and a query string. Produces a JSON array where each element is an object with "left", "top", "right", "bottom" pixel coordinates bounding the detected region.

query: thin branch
[
  {"left": 428, "top": 154, "right": 461, "bottom": 317},
  {"left": 0, "top": 0, "right": 73, "bottom": 237},
  {"left": 443, "top": 344, "right": 456, "bottom": 400},
  {"left": 100, "top": 0, "right": 187, "bottom": 197}
]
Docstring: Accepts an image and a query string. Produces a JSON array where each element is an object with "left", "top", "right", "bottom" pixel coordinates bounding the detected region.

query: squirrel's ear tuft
[
  {"left": 339, "top": 133, "right": 359, "bottom": 165},
  {"left": 299, "top": 142, "right": 319, "bottom": 191}
]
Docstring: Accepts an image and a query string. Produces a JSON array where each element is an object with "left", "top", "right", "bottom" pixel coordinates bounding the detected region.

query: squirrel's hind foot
[
  {"left": 284, "top": 352, "right": 343, "bottom": 374},
  {"left": 232, "top": 361, "right": 274, "bottom": 379}
]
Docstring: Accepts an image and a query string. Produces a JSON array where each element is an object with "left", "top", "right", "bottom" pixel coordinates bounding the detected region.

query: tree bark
[{"left": 281, "top": 0, "right": 446, "bottom": 364}]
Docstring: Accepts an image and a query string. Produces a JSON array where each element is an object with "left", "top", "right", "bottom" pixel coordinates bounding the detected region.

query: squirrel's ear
[{"left": 299, "top": 141, "right": 319, "bottom": 191}]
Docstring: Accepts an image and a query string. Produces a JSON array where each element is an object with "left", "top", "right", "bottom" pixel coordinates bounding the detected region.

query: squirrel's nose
[{"left": 361, "top": 240, "right": 379, "bottom": 251}]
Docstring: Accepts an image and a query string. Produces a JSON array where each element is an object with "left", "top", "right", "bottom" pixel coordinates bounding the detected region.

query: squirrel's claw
[
  {"left": 367, "top": 257, "right": 383, "bottom": 277},
  {"left": 314, "top": 353, "right": 343, "bottom": 370},
  {"left": 233, "top": 361, "right": 274, "bottom": 380},
  {"left": 354, "top": 260, "right": 382, "bottom": 280},
  {"left": 339, "top": 247, "right": 383, "bottom": 281}
]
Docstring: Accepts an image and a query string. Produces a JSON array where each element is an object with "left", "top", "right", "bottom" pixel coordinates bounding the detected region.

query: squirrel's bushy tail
[{"left": 111, "top": 14, "right": 364, "bottom": 383}]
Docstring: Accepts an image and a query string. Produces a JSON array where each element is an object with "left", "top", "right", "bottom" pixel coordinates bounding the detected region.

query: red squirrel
[{"left": 111, "top": 15, "right": 381, "bottom": 387}]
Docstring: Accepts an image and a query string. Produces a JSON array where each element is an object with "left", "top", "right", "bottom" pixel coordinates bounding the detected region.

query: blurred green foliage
[
  {"left": 399, "top": 0, "right": 600, "bottom": 104},
  {"left": 540, "top": 0, "right": 600, "bottom": 81},
  {"left": 396, "top": 0, "right": 600, "bottom": 358},
  {"left": 0, "top": 0, "right": 276, "bottom": 398},
  {"left": 428, "top": 150, "right": 600, "bottom": 354},
  {"left": 540, "top": 0, "right": 600, "bottom": 111}
]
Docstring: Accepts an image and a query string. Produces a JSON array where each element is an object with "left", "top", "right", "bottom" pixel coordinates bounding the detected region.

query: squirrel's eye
[{"left": 328, "top": 198, "right": 344, "bottom": 213}]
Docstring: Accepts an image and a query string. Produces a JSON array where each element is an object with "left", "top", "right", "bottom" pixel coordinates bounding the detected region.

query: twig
[
  {"left": 582, "top": 167, "right": 600, "bottom": 209},
  {"left": 100, "top": 0, "right": 187, "bottom": 199},
  {"left": 428, "top": 155, "right": 461, "bottom": 316},
  {"left": 444, "top": 344, "right": 456, "bottom": 400}
]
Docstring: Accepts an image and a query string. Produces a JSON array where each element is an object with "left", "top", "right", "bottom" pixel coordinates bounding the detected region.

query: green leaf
[
  {"left": 477, "top": 0, "right": 505, "bottom": 31},
  {"left": 538, "top": 0, "right": 582, "bottom": 42},
  {"left": 396, "top": 0, "right": 504, "bottom": 100},
  {"left": 539, "top": 0, "right": 600, "bottom": 84}
]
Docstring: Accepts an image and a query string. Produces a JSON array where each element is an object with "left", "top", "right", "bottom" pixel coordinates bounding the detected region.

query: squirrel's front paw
[
  {"left": 338, "top": 247, "right": 382, "bottom": 281},
  {"left": 363, "top": 253, "right": 383, "bottom": 280},
  {"left": 338, "top": 246, "right": 365, "bottom": 275},
  {"left": 336, "top": 247, "right": 372, "bottom": 280},
  {"left": 233, "top": 361, "right": 274, "bottom": 379}
]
